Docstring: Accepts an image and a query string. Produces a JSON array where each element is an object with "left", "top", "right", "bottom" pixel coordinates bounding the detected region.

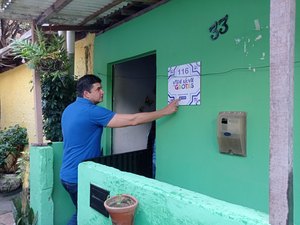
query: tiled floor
[
  {"left": 0, "top": 190, "right": 19, "bottom": 225},
  {"left": 0, "top": 212, "right": 14, "bottom": 225}
]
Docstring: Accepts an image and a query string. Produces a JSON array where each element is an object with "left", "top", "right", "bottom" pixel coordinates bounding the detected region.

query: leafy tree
[
  {"left": 0, "top": 19, "right": 30, "bottom": 71},
  {"left": 11, "top": 29, "right": 76, "bottom": 141},
  {"left": 0, "top": 19, "right": 30, "bottom": 48}
]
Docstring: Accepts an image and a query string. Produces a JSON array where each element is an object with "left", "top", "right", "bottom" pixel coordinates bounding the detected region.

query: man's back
[{"left": 60, "top": 97, "right": 115, "bottom": 183}]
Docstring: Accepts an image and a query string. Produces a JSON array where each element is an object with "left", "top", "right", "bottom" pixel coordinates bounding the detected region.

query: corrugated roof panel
[
  {"left": 0, "top": 0, "right": 55, "bottom": 20},
  {"left": 98, "top": 2, "right": 129, "bottom": 17},
  {"left": 48, "top": 0, "right": 129, "bottom": 26},
  {"left": 0, "top": 0, "right": 165, "bottom": 26},
  {"left": 84, "top": 2, "right": 130, "bottom": 25},
  {"left": 0, "top": 0, "right": 167, "bottom": 72}
]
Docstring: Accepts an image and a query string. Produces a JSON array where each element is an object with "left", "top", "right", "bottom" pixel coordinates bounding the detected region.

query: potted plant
[
  {"left": 104, "top": 194, "right": 138, "bottom": 225},
  {"left": 0, "top": 125, "right": 28, "bottom": 193}
]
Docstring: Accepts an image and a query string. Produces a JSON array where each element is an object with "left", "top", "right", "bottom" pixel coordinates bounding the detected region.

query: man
[{"left": 60, "top": 74, "right": 179, "bottom": 225}]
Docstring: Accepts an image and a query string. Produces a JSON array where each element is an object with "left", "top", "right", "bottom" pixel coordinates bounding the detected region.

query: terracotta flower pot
[{"left": 104, "top": 194, "right": 138, "bottom": 225}]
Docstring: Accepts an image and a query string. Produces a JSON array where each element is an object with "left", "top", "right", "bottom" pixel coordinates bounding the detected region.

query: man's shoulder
[
  {"left": 64, "top": 101, "right": 78, "bottom": 111},
  {"left": 62, "top": 100, "right": 83, "bottom": 117},
  {"left": 91, "top": 104, "right": 113, "bottom": 114}
]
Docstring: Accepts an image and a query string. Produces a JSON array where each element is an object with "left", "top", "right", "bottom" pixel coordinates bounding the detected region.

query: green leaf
[{"left": 11, "top": 28, "right": 76, "bottom": 141}]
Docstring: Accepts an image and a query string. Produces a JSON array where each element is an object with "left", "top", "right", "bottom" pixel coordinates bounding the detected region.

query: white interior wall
[{"left": 112, "top": 54, "right": 156, "bottom": 153}]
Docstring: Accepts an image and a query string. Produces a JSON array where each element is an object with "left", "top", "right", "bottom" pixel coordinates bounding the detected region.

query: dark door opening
[
  {"left": 112, "top": 54, "right": 156, "bottom": 154},
  {"left": 86, "top": 54, "right": 156, "bottom": 179}
]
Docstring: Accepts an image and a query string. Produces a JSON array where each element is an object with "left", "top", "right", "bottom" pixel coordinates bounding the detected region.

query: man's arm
[{"left": 107, "top": 99, "right": 179, "bottom": 128}]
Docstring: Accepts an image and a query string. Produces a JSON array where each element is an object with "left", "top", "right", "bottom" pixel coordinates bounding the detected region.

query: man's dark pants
[{"left": 61, "top": 180, "right": 78, "bottom": 225}]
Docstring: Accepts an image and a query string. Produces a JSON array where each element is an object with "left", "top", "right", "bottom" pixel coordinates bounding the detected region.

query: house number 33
[{"left": 209, "top": 14, "right": 229, "bottom": 40}]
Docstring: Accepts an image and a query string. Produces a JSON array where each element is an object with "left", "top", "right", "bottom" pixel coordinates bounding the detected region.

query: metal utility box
[{"left": 217, "top": 111, "right": 247, "bottom": 156}]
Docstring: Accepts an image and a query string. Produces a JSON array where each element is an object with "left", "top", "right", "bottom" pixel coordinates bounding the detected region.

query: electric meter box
[{"left": 217, "top": 111, "right": 246, "bottom": 156}]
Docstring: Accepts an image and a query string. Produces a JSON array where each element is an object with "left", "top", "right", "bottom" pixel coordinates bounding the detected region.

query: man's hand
[{"left": 162, "top": 99, "right": 180, "bottom": 115}]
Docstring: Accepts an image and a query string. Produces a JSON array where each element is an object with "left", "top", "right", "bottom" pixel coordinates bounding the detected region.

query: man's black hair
[{"left": 76, "top": 74, "right": 102, "bottom": 97}]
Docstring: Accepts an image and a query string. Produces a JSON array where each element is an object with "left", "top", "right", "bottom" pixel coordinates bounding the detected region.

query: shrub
[
  {"left": 13, "top": 194, "right": 37, "bottom": 225},
  {"left": 0, "top": 125, "right": 28, "bottom": 173}
]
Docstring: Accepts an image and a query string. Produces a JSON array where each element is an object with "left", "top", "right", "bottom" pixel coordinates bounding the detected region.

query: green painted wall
[
  {"left": 51, "top": 142, "right": 75, "bottom": 225},
  {"left": 93, "top": 0, "right": 300, "bottom": 222},
  {"left": 30, "top": 145, "right": 54, "bottom": 225},
  {"left": 294, "top": 0, "right": 300, "bottom": 221},
  {"left": 30, "top": 143, "right": 75, "bottom": 225},
  {"left": 78, "top": 162, "right": 269, "bottom": 225},
  {"left": 30, "top": 144, "right": 269, "bottom": 225}
]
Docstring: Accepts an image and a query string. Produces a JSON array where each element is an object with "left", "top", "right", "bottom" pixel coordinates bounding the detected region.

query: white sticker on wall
[{"left": 168, "top": 61, "right": 201, "bottom": 106}]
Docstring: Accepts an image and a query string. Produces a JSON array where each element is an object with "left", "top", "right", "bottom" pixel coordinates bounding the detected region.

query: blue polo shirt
[{"left": 60, "top": 97, "right": 115, "bottom": 183}]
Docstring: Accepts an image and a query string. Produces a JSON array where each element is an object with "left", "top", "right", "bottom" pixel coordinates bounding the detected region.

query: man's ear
[{"left": 83, "top": 90, "right": 90, "bottom": 98}]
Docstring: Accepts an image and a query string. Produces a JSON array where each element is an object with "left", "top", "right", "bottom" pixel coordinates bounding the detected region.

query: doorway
[{"left": 112, "top": 54, "right": 156, "bottom": 154}]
